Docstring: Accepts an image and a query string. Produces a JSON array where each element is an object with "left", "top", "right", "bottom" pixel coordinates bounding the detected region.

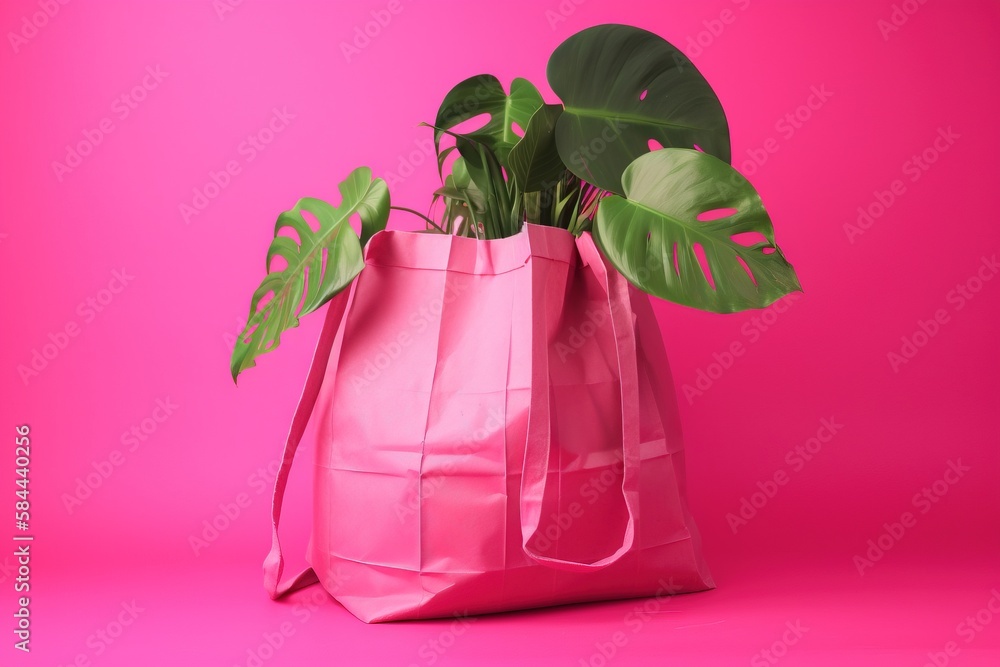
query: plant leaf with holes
[
  {"left": 433, "top": 75, "right": 544, "bottom": 165},
  {"left": 508, "top": 104, "right": 565, "bottom": 191},
  {"left": 593, "top": 149, "right": 800, "bottom": 312},
  {"left": 547, "top": 24, "right": 730, "bottom": 194},
  {"left": 230, "top": 168, "right": 389, "bottom": 381}
]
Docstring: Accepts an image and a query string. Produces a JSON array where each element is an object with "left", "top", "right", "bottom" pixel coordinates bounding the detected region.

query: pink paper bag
[{"left": 264, "top": 224, "right": 713, "bottom": 622}]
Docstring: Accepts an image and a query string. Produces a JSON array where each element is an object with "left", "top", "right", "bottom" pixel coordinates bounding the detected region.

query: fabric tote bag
[{"left": 263, "top": 223, "right": 713, "bottom": 623}]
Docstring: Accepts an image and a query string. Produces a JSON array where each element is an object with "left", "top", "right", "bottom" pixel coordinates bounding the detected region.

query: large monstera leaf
[
  {"left": 230, "top": 167, "right": 389, "bottom": 381},
  {"left": 548, "top": 24, "right": 730, "bottom": 194},
  {"left": 594, "top": 149, "right": 800, "bottom": 313},
  {"left": 434, "top": 75, "right": 545, "bottom": 165}
]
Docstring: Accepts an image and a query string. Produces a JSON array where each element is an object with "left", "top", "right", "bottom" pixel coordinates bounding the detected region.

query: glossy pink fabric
[{"left": 268, "top": 224, "right": 712, "bottom": 623}]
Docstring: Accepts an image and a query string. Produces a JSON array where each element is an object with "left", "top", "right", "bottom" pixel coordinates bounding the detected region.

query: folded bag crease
[{"left": 263, "top": 224, "right": 712, "bottom": 621}]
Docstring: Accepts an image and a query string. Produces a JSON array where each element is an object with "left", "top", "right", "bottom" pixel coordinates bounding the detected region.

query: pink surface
[{"left": 1, "top": 0, "right": 997, "bottom": 664}]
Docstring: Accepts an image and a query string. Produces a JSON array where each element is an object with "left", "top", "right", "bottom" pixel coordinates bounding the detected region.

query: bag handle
[
  {"left": 262, "top": 288, "right": 352, "bottom": 599},
  {"left": 519, "top": 233, "right": 642, "bottom": 572},
  {"left": 263, "top": 233, "right": 639, "bottom": 589}
]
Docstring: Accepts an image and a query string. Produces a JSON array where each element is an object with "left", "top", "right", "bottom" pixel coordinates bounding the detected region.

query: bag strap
[
  {"left": 264, "top": 234, "right": 639, "bottom": 587},
  {"left": 519, "top": 233, "right": 642, "bottom": 572},
  {"left": 263, "top": 288, "right": 352, "bottom": 599}
]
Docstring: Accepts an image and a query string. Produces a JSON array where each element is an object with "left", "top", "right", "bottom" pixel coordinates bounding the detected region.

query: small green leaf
[
  {"left": 434, "top": 75, "right": 544, "bottom": 165},
  {"left": 457, "top": 138, "right": 504, "bottom": 236},
  {"left": 508, "top": 104, "right": 565, "bottom": 192},
  {"left": 594, "top": 149, "right": 800, "bottom": 313},
  {"left": 436, "top": 145, "right": 459, "bottom": 180},
  {"left": 450, "top": 155, "right": 472, "bottom": 190},
  {"left": 230, "top": 167, "right": 389, "bottom": 381}
]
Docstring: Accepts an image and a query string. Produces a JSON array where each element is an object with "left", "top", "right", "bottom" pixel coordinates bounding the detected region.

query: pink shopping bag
[{"left": 264, "top": 223, "right": 713, "bottom": 622}]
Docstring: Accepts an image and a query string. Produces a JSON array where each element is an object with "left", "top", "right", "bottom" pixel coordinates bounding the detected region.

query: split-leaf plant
[{"left": 230, "top": 24, "right": 801, "bottom": 381}]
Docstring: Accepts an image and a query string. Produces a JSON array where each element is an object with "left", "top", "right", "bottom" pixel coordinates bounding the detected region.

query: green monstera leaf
[
  {"left": 548, "top": 24, "right": 730, "bottom": 194},
  {"left": 433, "top": 75, "right": 545, "bottom": 165},
  {"left": 508, "top": 104, "right": 565, "bottom": 192},
  {"left": 230, "top": 167, "right": 389, "bottom": 381},
  {"left": 593, "top": 149, "right": 800, "bottom": 313}
]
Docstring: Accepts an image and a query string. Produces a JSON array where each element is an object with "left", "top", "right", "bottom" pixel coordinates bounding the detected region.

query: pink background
[{"left": 2, "top": 0, "right": 998, "bottom": 664}]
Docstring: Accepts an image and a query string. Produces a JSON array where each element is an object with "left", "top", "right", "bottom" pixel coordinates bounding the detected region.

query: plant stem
[{"left": 391, "top": 205, "right": 445, "bottom": 233}]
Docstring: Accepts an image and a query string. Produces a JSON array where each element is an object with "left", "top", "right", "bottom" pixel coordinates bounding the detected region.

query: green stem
[{"left": 391, "top": 205, "right": 445, "bottom": 233}]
